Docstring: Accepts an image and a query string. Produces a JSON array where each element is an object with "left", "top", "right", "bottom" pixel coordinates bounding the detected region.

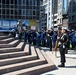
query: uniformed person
[
  {"left": 52, "top": 31, "right": 57, "bottom": 48},
  {"left": 32, "top": 30, "right": 36, "bottom": 45},
  {"left": 36, "top": 32, "right": 40, "bottom": 46},
  {"left": 46, "top": 32, "right": 52, "bottom": 50},
  {"left": 27, "top": 30, "right": 32, "bottom": 44},
  {"left": 17, "top": 20, "right": 22, "bottom": 39},
  {"left": 40, "top": 29, "right": 46, "bottom": 47},
  {"left": 57, "top": 27, "right": 68, "bottom": 67}
]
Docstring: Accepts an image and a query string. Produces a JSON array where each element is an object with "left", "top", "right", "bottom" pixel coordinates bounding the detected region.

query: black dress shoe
[{"left": 58, "top": 64, "right": 65, "bottom": 67}]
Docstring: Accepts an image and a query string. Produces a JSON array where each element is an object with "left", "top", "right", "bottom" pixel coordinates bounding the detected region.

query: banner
[
  {"left": 10, "top": 20, "right": 18, "bottom": 28},
  {"left": 22, "top": 20, "right": 29, "bottom": 26},
  {"left": 29, "top": 20, "right": 36, "bottom": 26},
  {"left": 2, "top": 20, "right": 9, "bottom": 29}
]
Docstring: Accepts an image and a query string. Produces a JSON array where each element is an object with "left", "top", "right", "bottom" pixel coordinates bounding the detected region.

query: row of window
[
  {"left": 69, "top": 15, "right": 76, "bottom": 22},
  {"left": 0, "top": 0, "right": 39, "bottom": 6},
  {"left": 0, "top": 9, "right": 37, "bottom": 15},
  {"left": 0, "top": 5, "right": 39, "bottom": 9},
  {"left": 69, "top": 6, "right": 76, "bottom": 13},
  {"left": 0, "top": 15, "right": 39, "bottom": 19}
]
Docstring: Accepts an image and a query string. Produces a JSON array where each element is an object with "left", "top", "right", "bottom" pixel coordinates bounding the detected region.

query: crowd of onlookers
[{"left": 9, "top": 26, "right": 76, "bottom": 52}]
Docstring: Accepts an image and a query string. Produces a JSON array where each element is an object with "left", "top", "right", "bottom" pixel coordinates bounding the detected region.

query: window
[
  {"left": 6, "top": 9, "right": 9, "bottom": 14},
  {"left": 2, "top": 15, "right": 6, "bottom": 18},
  {"left": 33, "top": 0, "right": 37, "bottom": 5},
  {"left": 15, "top": 0, "right": 17, "bottom": 5},
  {"left": 6, "top": 15, "right": 9, "bottom": 19},
  {"left": 22, "top": 0, "right": 26, "bottom": 5},
  {"left": 2, "top": 9, "right": 5, "bottom": 14},
  {"left": 29, "top": 0, "right": 32, "bottom": 5},
  {"left": 73, "top": 6, "right": 76, "bottom": 12},
  {"left": 19, "top": 10, "right": 21, "bottom": 15},
  {"left": 11, "top": 0, "right": 14, "bottom": 4},
  {"left": 33, "top": 11, "right": 36, "bottom": 15},
  {"left": 33, "top": 16, "right": 36, "bottom": 19},
  {"left": 22, "top": 6, "right": 25, "bottom": 9},
  {"left": 72, "top": 15, "right": 75, "bottom": 21},
  {"left": 69, "top": 16, "right": 71, "bottom": 22},
  {"left": 33, "top": 6, "right": 36, "bottom": 9},
  {"left": 69, "top": 7, "right": 71, "bottom": 13},
  {"left": 11, "top": 16, "right": 13, "bottom": 18},
  {"left": 10, "top": 5, "right": 14, "bottom": 8},
  {"left": 26, "top": 9, "right": 29, "bottom": 15},
  {"left": 29, "top": 10, "right": 32, "bottom": 15},
  {"left": 15, "top": 10, "right": 17, "bottom": 15},
  {"left": 2, "top": 0, "right": 6, "bottom": 4},
  {"left": 0, "top": 0, "right": 1, "bottom": 3},
  {"left": 11, "top": 10, "right": 13, "bottom": 14},
  {"left": 0, "top": 9, "right": 1, "bottom": 14},
  {"left": 26, "top": 0, "right": 29, "bottom": 5},
  {"left": 22, "top": 10, "right": 26, "bottom": 15},
  {"left": 18, "top": 0, "right": 21, "bottom": 5},
  {"left": 0, "top": 5, "right": 1, "bottom": 8}
]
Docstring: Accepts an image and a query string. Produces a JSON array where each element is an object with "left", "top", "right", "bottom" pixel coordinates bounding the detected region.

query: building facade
[
  {"left": 0, "top": 0, "right": 40, "bottom": 31},
  {"left": 68, "top": 0, "right": 76, "bottom": 30},
  {"left": 52, "top": 0, "right": 58, "bottom": 31},
  {"left": 40, "top": 0, "right": 72, "bottom": 31},
  {"left": 40, "top": 0, "right": 53, "bottom": 30},
  {"left": 40, "top": 0, "right": 47, "bottom": 30}
]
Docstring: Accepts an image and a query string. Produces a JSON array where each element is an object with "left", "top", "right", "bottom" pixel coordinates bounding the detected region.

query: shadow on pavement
[{"left": 65, "top": 66, "right": 76, "bottom": 68}]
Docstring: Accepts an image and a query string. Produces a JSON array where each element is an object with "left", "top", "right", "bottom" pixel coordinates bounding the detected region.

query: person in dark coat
[
  {"left": 58, "top": 27, "right": 68, "bottom": 67},
  {"left": 40, "top": 29, "right": 46, "bottom": 47},
  {"left": 36, "top": 32, "right": 40, "bottom": 46},
  {"left": 32, "top": 30, "right": 36, "bottom": 45},
  {"left": 48, "top": 29, "right": 53, "bottom": 50},
  {"left": 46, "top": 32, "right": 52, "bottom": 51},
  {"left": 72, "top": 31, "right": 76, "bottom": 50},
  {"left": 24, "top": 30, "right": 28, "bottom": 43},
  {"left": 27, "top": 30, "right": 32, "bottom": 44},
  {"left": 69, "top": 30, "right": 75, "bottom": 49},
  {"left": 52, "top": 31, "right": 57, "bottom": 48}
]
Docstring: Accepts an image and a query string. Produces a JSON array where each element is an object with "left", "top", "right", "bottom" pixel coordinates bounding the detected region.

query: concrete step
[
  {"left": 0, "top": 43, "right": 57, "bottom": 75},
  {"left": 0, "top": 33, "right": 4, "bottom": 36},
  {"left": 0, "top": 45, "right": 37, "bottom": 66},
  {"left": 23, "top": 44, "right": 30, "bottom": 55},
  {"left": 0, "top": 59, "right": 46, "bottom": 74},
  {"left": 0, "top": 36, "right": 10, "bottom": 40},
  {"left": 41, "top": 50, "right": 57, "bottom": 68},
  {"left": 0, "top": 47, "right": 46, "bottom": 74},
  {"left": 0, "top": 55, "right": 38, "bottom": 66},
  {"left": 2, "top": 64, "right": 57, "bottom": 75},
  {"left": 0, "top": 51, "right": 28, "bottom": 59},
  {"left": 1, "top": 47, "right": 56, "bottom": 75},
  {"left": 0, "top": 38, "right": 15, "bottom": 44},
  {"left": 0, "top": 40, "right": 20, "bottom": 48},
  {"left": 0, "top": 42, "right": 24, "bottom": 53}
]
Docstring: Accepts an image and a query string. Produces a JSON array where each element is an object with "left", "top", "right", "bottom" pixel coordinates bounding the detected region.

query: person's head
[
  {"left": 48, "top": 29, "right": 50, "bottom": 33},
  {"left": 54, "top": 31, "right": 57, "bottom": 34},
  {"left": 41, "top": 29, "right": 44, "bottom": 32},
  {"left": 72, "top": 29, "right": 75, "bottom": 34},
  {"left": 61, "top": 27, "right": 67, "bottom": 33}
]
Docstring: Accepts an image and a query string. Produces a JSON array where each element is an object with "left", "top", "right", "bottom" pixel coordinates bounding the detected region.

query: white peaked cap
[{"left": 62, "top": 27, "right": 67, "bottom": 30}]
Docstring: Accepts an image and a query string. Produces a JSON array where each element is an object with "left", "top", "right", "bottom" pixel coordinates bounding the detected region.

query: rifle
[{"left": 52, "top": 27, "right": 61, "bottom": 57}]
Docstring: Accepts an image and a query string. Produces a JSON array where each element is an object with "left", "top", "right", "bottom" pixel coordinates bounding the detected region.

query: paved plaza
[{"left": 41, "top": 49, "right": 76, "bottom": 75}]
